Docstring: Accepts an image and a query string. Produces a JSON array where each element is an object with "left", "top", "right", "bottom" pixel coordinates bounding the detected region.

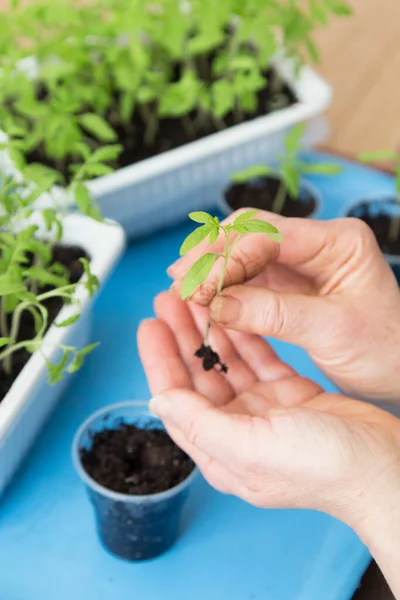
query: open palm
[{"left": 138, "top": 291, "right": 400, "bottom": 522}]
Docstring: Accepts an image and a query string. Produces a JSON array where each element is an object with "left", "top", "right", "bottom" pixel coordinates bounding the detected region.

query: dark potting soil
[
  {"left": 225, "top": 176, "right": 316, "bottom": 218},
  {"left": 195, "top": 343, "right": 228, "bottom": 373},
  {"left": 81, "top": 423, "right": 195, "bottom": 495},
  {"left": 25, "top": 66, "right": 297, "bottom": 183},
  {"left": 348, "top": 200, "right": 400, "bottom": 255},
  {"left": 0, "top": 244, "right": 88, "bottom": 402}
]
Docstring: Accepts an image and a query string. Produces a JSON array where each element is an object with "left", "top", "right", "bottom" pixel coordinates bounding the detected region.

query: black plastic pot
[
  {"left": 72, "top": 401, "right": 197, "bottom": 561},
  {"left": 345, "top": 197, "right": 400, "bottom": 284},
  {"left": 219, "top": 175, "right": 322, "bottom": 219}
]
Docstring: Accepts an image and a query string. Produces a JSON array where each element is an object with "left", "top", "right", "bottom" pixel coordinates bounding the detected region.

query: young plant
[
  {"left": 179, "top": 210, "right": 283, "bottom": 373},
  {"left": 359, "top": 149, "right": 400, "bottom": 242},
  {"left": 0, "top": 167, "right": 102, "bottom": 388},
  {"left": 0, "top": 0, "right": 352, "bottom": 180},
  {"left": 231, "top": 123, "right": 342, "bottom": 214}
]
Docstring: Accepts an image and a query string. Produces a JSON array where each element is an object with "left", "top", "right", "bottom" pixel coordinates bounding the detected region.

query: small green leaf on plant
[
  {"left": 181, "top": 253, "right": 217, "bottom": 300},
  {"left": 54, "top": 313, "right": 81, "bottom": 328},
  {"left": 234, "top": 210, "right": 259, "bottom": 223},
  {"left": 231, "top": 165, "right": 273, "bottom": 184},
  {"left": 67, "top": 342, "right": 100, "bottom": 373},
  {"left": 180, "top": 224, "right": 214, "bottom": 256},
  {"left": 284, "top": 123, "right": 306, "bottom": 153},
  {"left": 79, "top": 114, "right": 118, "bottom": 143},
  {"left": 47, "top": 350, "right": 71, "bottom": 385},
  {"left": 0, "top": 274, "right": 26, "bottom": 296},
  {"left": 189, "top": 212, "right": 215, "bottom": 224},
  {"left": 80, "top": 258, "right": 99, "bottom": 296},
  {"left": 233, "top": 219, "right": 283, "bottom": 242},
  {"left": 89, "top": 145, "right": 123, "bottom": 163},
  {"left": 301, "top": 163, "right": 342, "bottom": 175},
  {"left": 0, "top": 337, "right": 14, "bottom": 349},
  {"left": 358, "top": 150, "right": 397, "bottom": 163},
  {"left": 208, "top": 226, "right": 220, "bottom": 245}
]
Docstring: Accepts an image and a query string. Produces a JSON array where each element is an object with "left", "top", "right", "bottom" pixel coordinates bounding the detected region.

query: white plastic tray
[
  {"left": 1, "top": 57, "right": 332, "bottom": 239},
  {"left": 0, "top": 214, "right": 126, "bottom": 498}
]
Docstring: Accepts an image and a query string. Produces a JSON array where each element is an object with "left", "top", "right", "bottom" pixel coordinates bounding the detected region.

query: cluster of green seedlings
[
  {"left": 179, "top": 210, "right": 283, "bottom": 372},
  {"left": 0, "top": 167, "right": 103, "bottom": 386},
  {"left": 0, "top": 0, "right": 351, "bottom": 189},
  {"left": 359, "top": 149, "right": 400, "bottom": 242},
  {"left": 231, "top": 122, "right": 342, "bottom": 213}
]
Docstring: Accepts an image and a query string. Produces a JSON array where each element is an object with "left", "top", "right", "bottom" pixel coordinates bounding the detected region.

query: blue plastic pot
[{"left": 72, "top": 401, "right": 197, "bottom": 561}]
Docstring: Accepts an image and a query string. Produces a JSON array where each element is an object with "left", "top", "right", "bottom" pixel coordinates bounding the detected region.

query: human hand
[
  {"left": 138, "top": 292, "right": 400, "bottom": 528},
  {"left": 168, "top": 211, "right": 400, "bottom": 404}
]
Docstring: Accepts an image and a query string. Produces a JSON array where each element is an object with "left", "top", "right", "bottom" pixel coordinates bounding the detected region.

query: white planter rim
[{"left": 1, "top": 56, "right": 331, "bottom": 208}]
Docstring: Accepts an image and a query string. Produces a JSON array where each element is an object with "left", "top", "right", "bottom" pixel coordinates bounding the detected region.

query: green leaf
[
  {"left": 234, "top": 210, "right": 259, "bottom": 223},
  {"left": 212, "top": 80, "right": 235, "bottom": 119},
  {"left": 358, "top": 150, "right": 397, "bottom": 163},
  {"left": 89, "top": 145, "right": 123, "bottom": 163},
  {"left": 47, "top": 350, "right": 71, "bottom": 385},
  {"left": 189, "top": 211, "right": 215, "bottom": 224},
  {"left": 301, "top": 163, "right": 342, "bottom": 175},
  {"left": 233, "top": 220, "right": 283, "bottom": 243},
  {"left": 284, "top": 123, "right": 306, "bottom": 153},
  {"left": 67, "top": 342, "right": 99, "bottom": 373},
  {"left": 208, "top": 226, "right": 219, "bottom": 245},
  {"left": 24, "top": 266, "right": 69, "bottom": 289},
  {"left": 79, "top": 114, "right": 118, "bottom": 143},
  {"left": 305, "top": 38, "right": 320, "bottom": 63},
  {"left": 81, "top": 163, "right": 114, "bottom": 177},
  {"left": 74, "top": 183, "right": 91, "bottom": 214},
  {"left": 55, "top": 313, "right": 81, "bottom": 328},
  {"left": 179, "top": 224, "right": 213, "bottom": 256},
  {"left": 41, "top": 209, "right": 63, "bottom": 240},
  {"left": 80, "top": 258, "right": 99, "bottom": 296},
  {"left": 281, "top": 164, "right": 300, "bottom": 197},
  {"left": 0, "top": 337, "right": 14, "bottom": 349},
  {"left": 0, "top": 274, "right": 25, "bottom": 296},
  {"left": 24, "top": 305, "right": 44, "bottom": 335},
  {"left": 231, "top": 165, "right": 273, "bottom": 184},
  {"left": 181, "top": 253, "right": 217, "bottom": 300}
]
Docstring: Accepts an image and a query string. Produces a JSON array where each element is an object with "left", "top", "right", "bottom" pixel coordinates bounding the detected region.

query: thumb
[{"left": 209, "top": 284, "right": 343, "bottom": 348}]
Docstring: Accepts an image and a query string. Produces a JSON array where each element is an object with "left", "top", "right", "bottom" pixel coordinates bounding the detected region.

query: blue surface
[{"left": 0, "top": 151, "right": 394, "bottom": 600}]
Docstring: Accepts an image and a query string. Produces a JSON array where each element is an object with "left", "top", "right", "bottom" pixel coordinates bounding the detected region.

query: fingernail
[
  {"left": 210, "top": 295, "right": 242, "bottom": 324},
  {"left": 169, "top": 282, "right": 180, "bottom": 295},
  {"left": 166, "top": 264, "right": 175, "bottom": 278},
  {"left": 149, "top": 394, "right": 171, "bottom": 417}
]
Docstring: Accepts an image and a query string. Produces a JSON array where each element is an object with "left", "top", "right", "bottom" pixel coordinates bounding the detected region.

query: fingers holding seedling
[{"left": 177, "top": 211, "right": 283, "bottom": 374}]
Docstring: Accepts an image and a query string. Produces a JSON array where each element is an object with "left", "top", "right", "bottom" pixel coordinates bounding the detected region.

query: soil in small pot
[
  {"left": 25, "top": 66, "right": 297, "bottom": 183},
  {"left": 80, "top": 423, "right": 194, "bottom": 495},
  {"left": 80, "top": 422, "right": 195, "bottom": 561},
  {"left": 225, "top": 176, "right": 316, "bottom": 218},
  {"left": 0, "top": 244, "right": 89, "bottom": 402}
]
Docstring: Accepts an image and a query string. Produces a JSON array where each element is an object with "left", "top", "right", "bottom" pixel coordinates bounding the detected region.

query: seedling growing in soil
[
  {"left": 0, "top": 169, "right": 101, "bottom": 390},
  {"left": 0, "top": 0, "right": 352, "bottom": 182},
  {"left": 359, "top": 149, "right": 400, "bottom": 242},
  {"left": 231, "top": 124, "right": 341, "bottom": 213},
  {"left": 179, "top": 211, "right": 283, "bottom": 372}
]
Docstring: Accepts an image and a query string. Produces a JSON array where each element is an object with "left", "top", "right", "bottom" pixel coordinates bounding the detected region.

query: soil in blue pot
[
  {"left": 224, "top": 176, "right": 316, "bottom": 218},
  {"left": 347, "top": 199, "right": 400, "bottom": 283},
  {"left": 80, "top": 423, "right": 195, "bottom": 561}
]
